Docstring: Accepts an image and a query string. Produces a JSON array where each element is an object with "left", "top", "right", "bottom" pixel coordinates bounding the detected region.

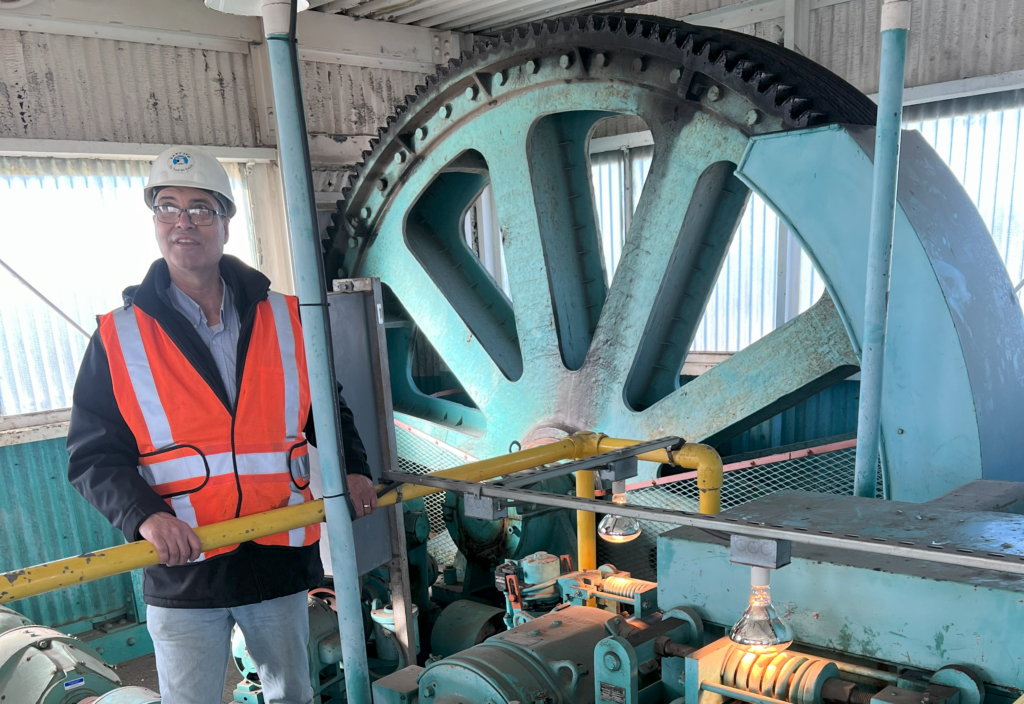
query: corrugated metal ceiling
[{"left": 312, "top": 0, "right": 641, "bottom": 34}]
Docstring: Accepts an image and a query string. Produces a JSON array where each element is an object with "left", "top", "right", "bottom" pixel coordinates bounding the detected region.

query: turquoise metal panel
[
  {"left": 716, "top": 380, "right": 859, "bottom": 457},
  {"left": 737, "top": 126, "right": 986, "bottom": 501},
  {"left": 0, "top": 438, "right": 135, "bottom": 628}
]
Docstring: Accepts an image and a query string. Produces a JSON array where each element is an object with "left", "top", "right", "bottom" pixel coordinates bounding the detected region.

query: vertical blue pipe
[
  {"left": 853, "top": 1, "right": 911, "bottom": 498},
  {"left": 264, "top": 19, "right": 373, "bottom": 704}
]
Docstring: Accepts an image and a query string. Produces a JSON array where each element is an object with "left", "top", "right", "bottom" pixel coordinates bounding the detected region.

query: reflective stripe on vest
[{"left": 99, "top": 291, "right": 319, "bottom": 559}]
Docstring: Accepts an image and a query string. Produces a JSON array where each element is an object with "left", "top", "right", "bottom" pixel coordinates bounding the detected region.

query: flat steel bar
[{"left": 379, "top": 471, "right": 1024, "bottom": 576}]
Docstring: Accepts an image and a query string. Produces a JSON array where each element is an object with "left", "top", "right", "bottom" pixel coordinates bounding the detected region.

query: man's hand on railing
[
  {"left": 349, "top": 474, "right": 378, "bottom": 518},
  {"left": 139, "top": 512, "right": 203, "bottom": 566}
]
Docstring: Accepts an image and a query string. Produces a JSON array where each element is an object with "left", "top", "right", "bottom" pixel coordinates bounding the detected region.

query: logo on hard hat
[{"left": 169, "top": 152, "right": 193, "bottom": 173}]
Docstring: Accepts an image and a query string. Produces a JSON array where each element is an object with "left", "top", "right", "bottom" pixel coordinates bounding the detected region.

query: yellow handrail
[{"left": 0, "top": 432, "right": 721, "bottom": 605}]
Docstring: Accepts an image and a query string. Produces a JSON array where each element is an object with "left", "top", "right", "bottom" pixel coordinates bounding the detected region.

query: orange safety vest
[{"left": 98, "top": 292, "right": 320, "bottom": 560}]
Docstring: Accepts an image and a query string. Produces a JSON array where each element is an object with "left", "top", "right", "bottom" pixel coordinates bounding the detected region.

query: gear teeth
[
  {"left": 714, "top": 50, "right": 740, "bottom": 72},
  {"left": 703, "top": 41, "right": 723, "bottom": 63},
  {"left": 803, "top": 111, "right": 828, "bottom": 126},
  {"left": 783, "top": 96, "right": 813, "bottom": 120},
  {"left": 766, "top": 83, "right": 795, "bottom": 106},
  {"left": 733, "top": 59, "right": 758, "bottom": 81},
  {"left": 327, "top": 12, "right": 876, "bottom": 286},
  {"left": 752, "top": 70, "right": 778, "bottom": 93}
]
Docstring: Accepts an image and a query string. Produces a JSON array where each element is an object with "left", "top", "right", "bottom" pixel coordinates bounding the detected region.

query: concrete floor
[{"left": 114, "top": 652, "right": 240, "bottom": 703}]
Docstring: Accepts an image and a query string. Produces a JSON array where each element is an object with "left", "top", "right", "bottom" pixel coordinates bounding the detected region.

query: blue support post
[
  {"left": 853, "top": 0, "right": 911, "bottom": 498},
  {"left": 261, "top": 1, "right": 372, "bottom": 701}
]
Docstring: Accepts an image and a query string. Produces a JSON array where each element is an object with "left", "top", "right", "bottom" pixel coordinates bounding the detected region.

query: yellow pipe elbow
[
  {"left": 596, "top": 437, "right": 723, "bottom": 515},
  {"left": 671, "top": 443, "right": 723, "bottom": 515}
]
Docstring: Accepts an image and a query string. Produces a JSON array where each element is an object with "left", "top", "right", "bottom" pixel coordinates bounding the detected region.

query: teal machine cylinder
[
  {"left": 0, "top": 625, "right": 122, "bottom": 703},
  {"left": 414, "top": 606, "right": 698, "bottom": 704}
]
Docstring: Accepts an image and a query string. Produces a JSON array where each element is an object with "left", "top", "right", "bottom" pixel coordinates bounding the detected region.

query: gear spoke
[
  {"left": 587, "top": 112, "right": 748, "bottom": 388},
  {"left": 362, "top": 241, "right": 511, "bottom": 406},
  {"left": 480, "top": 131, "right": 563, "bottom": 371},
  {"left": 634, "top": 295, "right": 859, "bottom": 446}
]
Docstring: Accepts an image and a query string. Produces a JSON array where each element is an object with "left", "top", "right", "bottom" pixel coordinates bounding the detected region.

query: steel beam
[{"left": 378, "top": 471, "right": 1024, "bottom": 577}]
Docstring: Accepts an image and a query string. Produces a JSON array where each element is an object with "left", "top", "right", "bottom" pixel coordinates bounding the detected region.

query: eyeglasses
[{"left": 154, "top": 204, "right": 226, "bottom": 226}]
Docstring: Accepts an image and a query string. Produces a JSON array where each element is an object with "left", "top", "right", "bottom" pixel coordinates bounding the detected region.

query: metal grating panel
[
  {"left": 598, "top": 442, "right": 880, "bottom": 581},
  {"left": 0, "top": 30, "right": 257, "bottom": 146},
  {"left": 0, "top": 438, "right": 135, "bottom": 628},
  {"left": 394, "top": 421, "right": 469, "bottom": 566}
]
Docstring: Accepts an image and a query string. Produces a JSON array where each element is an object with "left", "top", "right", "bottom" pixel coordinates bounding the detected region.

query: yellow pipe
[
  {"left": 0, "top": 499, "right": 327, "bottom": 605},
  {"left": 596, "top": 437, "right": 723, "bottom": 515},
  {"left": 376, "top": 433, "right": 601, "bottom": 506},
  {"left": 1, "top": 432, "right": 715, "bottom": 605},
  {"left": 0, "top": 433, "right": 601, "bottom": 605},
  {"left": 576, "top": 470, "right": 597, "bottom": 570}
]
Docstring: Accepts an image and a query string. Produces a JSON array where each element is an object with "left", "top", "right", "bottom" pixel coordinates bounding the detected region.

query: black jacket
[{"left": 67, "top": 256, "right": 370, "bottom": 608}]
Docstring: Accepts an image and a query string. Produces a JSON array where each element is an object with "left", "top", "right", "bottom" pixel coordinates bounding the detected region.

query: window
[{"left": 0, "top": 157, "right": 256, "bottom": 417}]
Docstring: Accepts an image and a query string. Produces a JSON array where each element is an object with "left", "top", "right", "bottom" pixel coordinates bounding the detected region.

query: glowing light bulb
[
  {"left": 729, "top": 566, "right": 793, "bottom": 653},
  {"left": 598, "top": 481, "right": 642, "bottom": 544}
]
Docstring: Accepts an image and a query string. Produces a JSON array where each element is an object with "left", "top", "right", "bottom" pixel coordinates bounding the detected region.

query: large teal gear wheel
[{"left": 329, "top": 15, "right": 1024, "bottom": 502}]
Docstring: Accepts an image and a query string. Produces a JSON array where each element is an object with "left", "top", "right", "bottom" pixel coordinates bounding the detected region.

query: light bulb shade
[
  {"left": 728, "top": 585, "right": 794, "bottom": 652},
  {"left": 597, "top": 514, "right": 642, "bottom": 543}
]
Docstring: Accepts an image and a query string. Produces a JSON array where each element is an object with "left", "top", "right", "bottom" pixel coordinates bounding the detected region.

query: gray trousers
[{"left": 147, "top": 591, "right": 313, "bottom": 704}]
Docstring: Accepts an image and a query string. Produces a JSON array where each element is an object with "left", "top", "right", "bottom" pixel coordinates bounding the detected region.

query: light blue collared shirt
[{"left": 167, "top": 278, "right": 241, "bottom": 407}]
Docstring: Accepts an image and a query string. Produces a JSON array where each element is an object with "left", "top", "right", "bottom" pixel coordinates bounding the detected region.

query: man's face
[{"left": 153, "top": 186, "right": 230, "bottom": 275}]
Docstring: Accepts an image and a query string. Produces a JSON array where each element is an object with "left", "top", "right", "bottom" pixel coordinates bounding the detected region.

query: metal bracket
[
  {"left": 729, "top": 536, "right": 792, "bottom": 569},
  {"left": 597, "top": 456, "right": 638, "bottom": 483},
  {"left": 464, "top": 494, "right": 525, "bottom": 520}
]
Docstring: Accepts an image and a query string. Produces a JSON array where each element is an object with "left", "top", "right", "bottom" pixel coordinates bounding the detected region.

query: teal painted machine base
[{"left": 658, "top": 481, "right": 1024, "bottom": 693}]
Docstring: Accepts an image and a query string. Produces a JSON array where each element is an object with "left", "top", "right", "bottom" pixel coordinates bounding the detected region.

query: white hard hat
[{"left": 145, "top": 145, "right": 237, "bottom": 218}]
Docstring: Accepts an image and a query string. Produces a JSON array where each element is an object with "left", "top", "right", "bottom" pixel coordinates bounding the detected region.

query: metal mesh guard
[{"left": 393, "top": 425, "right": 876, "bottom": 579}]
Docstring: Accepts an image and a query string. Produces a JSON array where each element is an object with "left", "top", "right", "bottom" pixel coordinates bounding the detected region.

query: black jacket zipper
[{"left": 231, "top": 296, "right": 264, "bottom": 519}]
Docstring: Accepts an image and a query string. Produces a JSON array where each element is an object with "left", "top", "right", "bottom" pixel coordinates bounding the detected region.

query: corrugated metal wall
[
  {"left": 300, "top": 61, "right": 428, "bottom": 137},
  {"left": 631, "top": 0, "right": 1024, "bottom": 95},
  {"left": 0, "top": 30, "right": 258, "bottom": 146},
  {"left": 0, "top": 437, "right": 135, "bottom": 627},
  {"left": 693, "top": 193, "right": 780, "bottom": 350},
  {"left": 716, "top": 379, "right": 860, "bottom": 456}
]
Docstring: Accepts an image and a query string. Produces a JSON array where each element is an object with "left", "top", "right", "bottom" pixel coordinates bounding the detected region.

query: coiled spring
[
  {"left": 721, "top": 645, "right": 840, "bottom": 704},
  {"left": 601, "top": 575, "right": 657, "bottom": 598}
]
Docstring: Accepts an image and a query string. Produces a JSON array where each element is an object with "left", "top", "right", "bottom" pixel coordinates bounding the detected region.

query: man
[{"left": 67, "top": 145, "right": 378, "bottom": 704}]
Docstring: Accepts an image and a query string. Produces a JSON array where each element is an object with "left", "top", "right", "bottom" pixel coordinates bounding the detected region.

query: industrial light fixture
[
  {"left": 729, "top": 565, "right": 794, "bottom": 654},
  {"left": 597, "top": 481, "right": 642, "bottom": 544},
  {"left": 204, "top": 0, "right": 309, "bottom": 15}
]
